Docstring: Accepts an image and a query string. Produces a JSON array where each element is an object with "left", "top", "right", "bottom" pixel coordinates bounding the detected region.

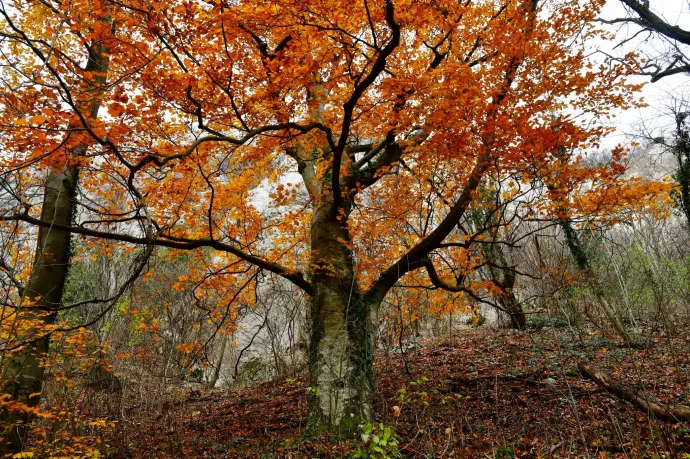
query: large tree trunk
[
  {"left": 491, "top": 253, "right": 525, "bottom": 330},
  {"left": 306, "top": 204, "right": 376, "bottom": 438},
  {"left": 1, "top": 167, "right": 78, "bottom": 451}
]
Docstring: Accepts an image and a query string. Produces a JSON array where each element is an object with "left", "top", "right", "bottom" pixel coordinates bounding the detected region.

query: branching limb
[{"left": 1, "top": 213, "right": 314, "bottom": 294}]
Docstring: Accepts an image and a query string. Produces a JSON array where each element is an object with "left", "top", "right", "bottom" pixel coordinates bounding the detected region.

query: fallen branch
[{"left": 577, "top": 360, "right": 690, "bottom": 423}]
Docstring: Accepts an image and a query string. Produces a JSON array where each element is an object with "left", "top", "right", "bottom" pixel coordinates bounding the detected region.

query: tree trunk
[
  {"left": 208, "top": 335, "right": 228, "bottom": 389},
  {"left": 0, "top": 27, "right": 112, "bottom": 452},
  {"left": 1, "top": 167, "right": 78, "bottom": 452},
  {"left": 469, "top": 186, "right": 525, "bottom": 330},
  {"left": 485, "top": 244, "right": 526, "bottom": 330},
  {"left": 499, "top": 288, "right": 526, "bottom": 330},
  {"left": 306, "top": 204, "right": 376, "bottom": 438},
  {"left": 673, "top": 112, "right": 690, "bottom": 230},
  {"left": 494, "top": 260, "right": 525, "bottom": 330}
]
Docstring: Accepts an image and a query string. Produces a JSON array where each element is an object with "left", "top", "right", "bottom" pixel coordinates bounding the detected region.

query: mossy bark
[
  {"left": 673, "top": 112, "right": 690, "bottom": 230},
  {"left": 306, "top": 203, "right": 376, "bottom": 438}
]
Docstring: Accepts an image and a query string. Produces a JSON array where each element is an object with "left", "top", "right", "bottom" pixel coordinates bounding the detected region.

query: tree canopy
[{"left": 0, "top": 0, "right": 672, "bottom": 448}]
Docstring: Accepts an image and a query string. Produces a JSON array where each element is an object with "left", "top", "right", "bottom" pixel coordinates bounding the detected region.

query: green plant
[
  {"left": 525, "top": 315, "right": 570, "bottom": 330},
  {"left": 353, "top": 423, "right": 401, "bottom": 459},
  {"left": 495, "top": 444, "right": 515, "bottom": 458},
  {"left": 397, "top": 376, "right": 432, "bottom": 407}
]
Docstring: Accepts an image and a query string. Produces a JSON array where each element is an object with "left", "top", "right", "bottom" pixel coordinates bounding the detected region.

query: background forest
[{"left": 0, "top": 0, "right": 690, "bottom": 457}]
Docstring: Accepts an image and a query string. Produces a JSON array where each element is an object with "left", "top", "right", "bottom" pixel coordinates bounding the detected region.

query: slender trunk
[
  {"left": 560, "top": 218, "right": 635, "bottom": 346},
  {"left": 0, "top": 26, "right": 112, "bottom": 452},
  {"left": 306, "top": 204, "right": 376, "bottom": 438},
  {"left": 208, "top": 336, "right": 228, "bottom": 388},
  {"left": 1, "top": 167, "right": 78, "bottom": 451},
  {"left": 578, "top": 361, "right": 690, "bottom": 422},
  {"left": 673, "top": 113, "right": 690, "bottom": 230},
  {"left": 679, "top": 166, "right": 690, "bottom": 229}
]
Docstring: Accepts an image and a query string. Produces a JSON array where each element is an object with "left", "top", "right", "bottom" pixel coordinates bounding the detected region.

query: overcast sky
[{"left": 599, "top": 0, "right": 690, "bottom": 147}]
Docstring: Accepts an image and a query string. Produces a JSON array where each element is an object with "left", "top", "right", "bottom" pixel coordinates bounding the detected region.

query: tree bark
[
  {"left": 306, "top": 203, "right": 376, "bottom": 438},
  {"left": 499, "top": 288, "right": 526, "bottom": 330},
  {"left": 208, "top": 335, "right": 228, "bottom": 388},
  {"left": 1, "top": 167, "right": 78, "bottom": 451},
  {"left": 672, "top": 112, "right": 690, "bottom": 230},
  {"left": 491, "top": 253, "right": 525, "bottom": 330},
  {"left": 0, "top": 27, "right": 112, "bottom": 452}
]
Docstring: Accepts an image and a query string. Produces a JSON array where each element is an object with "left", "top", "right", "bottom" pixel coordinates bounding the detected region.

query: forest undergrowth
[{"left": 101, "top": 324, "right": 690, "bottom": 458}]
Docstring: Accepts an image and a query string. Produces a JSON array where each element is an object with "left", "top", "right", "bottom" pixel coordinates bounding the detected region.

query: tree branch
[
  {"left": 331, "top": 0, "right": 400, "bottom": 216},
  {"left": 618, "top": 0, "right": 690, "bottom": 46},
  {"left": 2, "top": 213, "right": 313, "bottom": 295}
]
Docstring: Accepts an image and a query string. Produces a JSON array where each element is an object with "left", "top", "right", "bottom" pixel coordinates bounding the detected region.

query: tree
[
  {"left": 0, "top": 0, "right": 114, "bottom": 451},
  {"left": 468, "top": 183, "right": 528, "bottom": 329},
  {"left": 539, "top": 142, "right": 670, "bottom": 346},
  {"left": 636, "top": 94, "right": 690, "bottom": 230},
  {"left": 604, "top": 0, "right": 690, "bottom": 82},
  {"left": 0, "top": 0, "right": 660, "bottom": 440}
]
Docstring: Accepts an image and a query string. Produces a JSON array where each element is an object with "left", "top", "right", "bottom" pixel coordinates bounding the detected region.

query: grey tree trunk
[
  {"left": 306, "top": 203, "right": 376, "bottom": 438},
  {"left": 208, "top": 336, "right": 228, "bottom": 389}
]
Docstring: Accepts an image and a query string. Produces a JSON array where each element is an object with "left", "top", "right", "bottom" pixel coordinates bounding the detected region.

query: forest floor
[{"left": 107, "top": 324, "right": 690, "bottom": 458}]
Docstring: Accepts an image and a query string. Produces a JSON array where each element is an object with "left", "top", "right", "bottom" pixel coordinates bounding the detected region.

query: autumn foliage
[{"left": 0, "top": 0, "right": 675, "bottom": 454}]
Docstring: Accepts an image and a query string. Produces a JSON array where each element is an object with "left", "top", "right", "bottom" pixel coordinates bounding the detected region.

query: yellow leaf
[
  {"left": 12, "top": 452, "right": 34, "bottom": 458},
  {"left": 29, "top": 115, "right": 48, "bottom": 124}
]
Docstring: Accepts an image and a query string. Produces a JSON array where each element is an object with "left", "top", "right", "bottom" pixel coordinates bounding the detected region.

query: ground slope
[{"left": 109, "top": 326, "right": 690, "bottom": 458}]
